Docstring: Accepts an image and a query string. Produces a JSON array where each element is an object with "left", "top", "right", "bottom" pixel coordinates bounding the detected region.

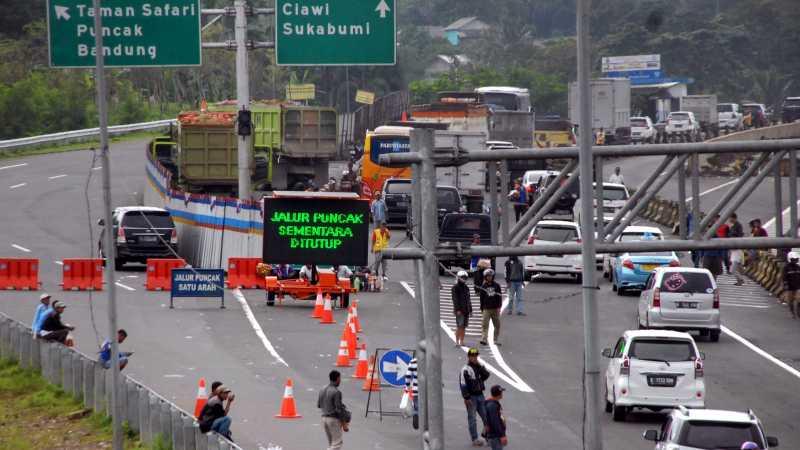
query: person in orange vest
[{"left": 371, "top": 221, "right": 391, "bottom": 280}]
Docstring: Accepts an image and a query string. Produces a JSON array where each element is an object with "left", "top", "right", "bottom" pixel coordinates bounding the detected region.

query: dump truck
[
  {"left": 150, "top": 101, "right": 338, "bottom": 194},
  {"left": 568, "top": 78, "right": 631, "bottom": 144},
  {"left": 679, "top": 94, "right": 719, "bottom": 138}
]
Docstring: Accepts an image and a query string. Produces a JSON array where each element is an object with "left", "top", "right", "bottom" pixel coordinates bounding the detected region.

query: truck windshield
[
  {"left": 370, "top": 136, "right": 410, "bottom": 165},
  {"left": 481, "top": 93, "right": 519, "bottom": 111},
  {"left": 436, "top": 189, "right": 460, "bottom": 208},
  {"left": 443, "top": 216, "right": 485, "bottom": 232},
  {"left": 678, "top": 422, "right": 764, "bottom": 449},
  {"left": 717, "top": 104, "right": 733, "bottom": 112},
  {"left": 385, "top": 181, "right": 411, "bottom": 194}
]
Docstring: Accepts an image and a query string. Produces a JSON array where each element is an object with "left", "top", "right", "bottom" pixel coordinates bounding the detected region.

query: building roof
[{"left": 445, "top": 17, "right": 487, "bottom": 31}]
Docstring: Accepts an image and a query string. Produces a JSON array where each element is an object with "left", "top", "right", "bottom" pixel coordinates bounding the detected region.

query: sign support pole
[
  {"left": 92, "top": 1, "right": 121, "bottom": 449},
  {"left": 577, "top": 0, "right": 603, "bottom": 448},
  {"left": 235, "top": 0, "right": 252, "bottom": 200}
]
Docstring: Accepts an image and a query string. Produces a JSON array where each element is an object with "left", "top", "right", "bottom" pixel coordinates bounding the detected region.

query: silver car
[{"left": 637, "top": 267, "right": 721, "bottom": 342}]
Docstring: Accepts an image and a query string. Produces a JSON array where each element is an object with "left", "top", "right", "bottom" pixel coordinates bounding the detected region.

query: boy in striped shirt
[{"left": 404, "top": 357, "right": 419, "bottom": 429}]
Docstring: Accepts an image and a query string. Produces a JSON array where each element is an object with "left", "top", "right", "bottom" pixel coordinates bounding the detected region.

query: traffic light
[{"left": 237, "top": 109, "right": 252, "bottom": 137}]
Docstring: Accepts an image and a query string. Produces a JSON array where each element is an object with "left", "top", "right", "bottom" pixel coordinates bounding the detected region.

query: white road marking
[
  {"left": 400, "top": 281, "right": 534, "bottom": 393},
  {"left": 163, "top": 374, "right": 185, "bottom": 378},
  {"left": 721, "top": 303, "right": 769, "bottom": 309},
  {"left": 92, "top": 166, "right": 102, "bottom": 170},
  {"left": 722, "top": 325, "right": 800, "bottom": 379},
  {"left": 114, "top": 281, "right": 135, "bottom": 291},
  {"left": 54, "top": 261, "right": 63, "bottom": 266},
  {"left": 763, "top": 200, "right": 800, "bottom": 235},
  {"left": 0, "top": 163, "right": 27, "bottom": 171},
  {"left": 9, "top": 183, "right": 27, "bottom": 189},
  {"left": 11, "top": 244, "right": 31, "bottom": 253},
  {"left": 685, "top": 178, "right": 739, "bottom": 202},
  {"left": 48, "top": 174, "right": 67, "bottom": 180},
  {"left": 233, "top": 289, "right": 289, "bottom": 367}
]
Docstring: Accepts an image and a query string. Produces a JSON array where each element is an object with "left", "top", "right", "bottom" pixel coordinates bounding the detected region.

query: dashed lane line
[
  {"left": 685, "top": 178, "right": 739, "bottom": 203},
  {"left": 0, "top": 163, "right": 27, "bottom": 171},
  {"left": 722, "top": 325, "right": 800, "bottom": 380},
  {"left": 400, "top": 281, "right": 535, "bottom": 393},
  {"left": 48, "top": 174, "right": 67, "bottom": 180},
  {"left": 9, "top": 183, "right": 26, "bottom": 189},
  {"left": 11, "top": 244, "right": 31, "bottom": 253},
  {"left": 114, "top": 281, "right": 136, "bottom": 291},
  {"left": 232, "top": 289, "right": 289, "bottom": 367}
]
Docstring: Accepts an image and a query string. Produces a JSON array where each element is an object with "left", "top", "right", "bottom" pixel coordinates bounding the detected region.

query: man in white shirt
[{"left": 608, "top": 166, "right": 625, "bottom": 185}]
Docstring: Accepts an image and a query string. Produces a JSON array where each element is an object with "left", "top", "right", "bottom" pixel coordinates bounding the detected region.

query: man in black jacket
[
  {"left": 318, "top": 370, "right": 350, "bottom": 449},
  {"left": 40, "top": 301, "right": 74, "bottom": 344},
  {"left": 478, "top": 269, "right": 503, "bottom": 346},
  {"left": 783, "top": 252, "right": 800, "bottom": 318},
  {"left": 484, "top": 385, "right": 508, "bottom": 449},
  {"left": 459, "top": 348, "right": 490, "bottom": 447},
  {"left": 452, "top": 270, "right": 473, "bottom": 347}
]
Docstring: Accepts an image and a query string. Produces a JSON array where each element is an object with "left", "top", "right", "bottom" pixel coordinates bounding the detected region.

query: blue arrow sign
[{"left": 379, "top": 349, "right": 412, "bottom": 387}]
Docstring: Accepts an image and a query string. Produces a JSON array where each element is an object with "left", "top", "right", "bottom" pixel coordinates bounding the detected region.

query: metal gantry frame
[{"left": 381, "top": 129, "right": 800, "bottom": 450}]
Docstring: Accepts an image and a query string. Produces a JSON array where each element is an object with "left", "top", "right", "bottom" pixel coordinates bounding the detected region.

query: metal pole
[
  {"left": 678, "top": 159, "right": 688, "bottom": 240},
  {"left": 508, "top": 159, "right": 578, "bottom": 239},
  {"left": 509, "top": 169, "right": 581, "bottom": 246},
  {"left": 488, "top": 161, "right": 499, "bottom": 245},
  {"left": 595, "top": 157, "right": 604, "bottom": 233},
  {"left": 410, "top": 160, "right": 428, "bottom": 445},
  {"left": 698, "top": 152, "right": 770, "bottom": 232},
  {"left": 691, "top": 154, "right": 701, "bottom": 240},
  {"left": 602, "top": 156, "right": 674, "bottom": 237},
  {"left": 577, "top": 0, "right": 603, "bottom": 447},
  {"left": 92, "top": 1, "right": 121, "bottom": 448},
  {"left": 775, "top": 161, "right": 783, "bottom": 237},
  {"left": 500, "top": 160, "right": 511, "bottom": 244},
  {"left": 791, "top": 149, "right": 798, "bottom": 238},
  {"left": 234, "top": 0, "right": 251, "bottom": 199},
  {"left": 415, "top": 129, "right": 444, "bottom": 450}
]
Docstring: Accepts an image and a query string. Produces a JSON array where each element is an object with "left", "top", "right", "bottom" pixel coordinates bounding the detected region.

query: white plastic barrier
[{"left": 144, "top": 153, "right": 263, "bottom": 269}]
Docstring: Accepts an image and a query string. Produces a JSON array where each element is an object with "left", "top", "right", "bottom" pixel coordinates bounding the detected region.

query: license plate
[
  {"left": 647, "top": 375, "right": 676, "bottom": 387},
  {"left": 675, "top": 301, "right": 698, "bottom": 309},
  {"left": 674, "top": 124, "right": 683, "bottom": 128},
  {"left": 641, "top": 264, "right": 658, "bottom": 272},
  {"left": 139, "top": 236, "right": 158, "bottom": 243}
]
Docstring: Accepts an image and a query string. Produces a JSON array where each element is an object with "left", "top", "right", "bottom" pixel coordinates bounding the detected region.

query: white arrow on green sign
[
  {"left": 47, "top": 0, "right": 201, "bottom": 68},
  {"left": 276, "top": 0, "right": 396, "bottom": 66}
]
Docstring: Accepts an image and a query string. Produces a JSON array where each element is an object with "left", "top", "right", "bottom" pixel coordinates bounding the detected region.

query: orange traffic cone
[
  {"left": 362, "top": 355, "right": 381, "bottom": 391},
  {"left": 193, "top": 378, "right": 208, "bottom": 418},
  {"left": 352, "top": 344, "right": 369, "bottom": 379},
  {"left": 319, "top": 294, "right": 335, "bottom": 324},
  {"left": 275, "top": 378, "right": 302, "bottom": 419},
  {"left": 346, "top": 317, "right": 358, "bottom": 360},
  {"left": 335, "top": 339, "right": 352, "bottom": 367},
  {"left": 351, "top": 300, "right": 363, "bottom": 333},
  {"left": 401, "top": 111, "right": 408, "bottom": 122},
  {"left": 310, "top": 288, "right": 324, "bottom": 318}
]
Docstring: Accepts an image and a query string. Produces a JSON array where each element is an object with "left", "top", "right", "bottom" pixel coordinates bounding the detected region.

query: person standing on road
[
  {"left": 727, "top": 213, "right": 745, "bottom": 285},
  {"left": 452, "top": 271, "right": 473, "bottom": 347},
  {"left": 782, "top": 252, "right": 800, "bottom": 316},
  {"left": 370, "top": 192, "right": 387, "bottom": 226},
  {"left": 371, "top": 222, "right": 391, "bottom": 281},
  {"left": 31, "top": 293, "right": 52, "bottom": 337},
  {"left": 40, "top": 301, "right": 74, "bottom": 345},
  {"left": 504, "top": 256, "right": 525, "bottom": 316},
  {"left": 478, "top": 269, "right": 503, "bottom": 346},
  {"left": 714, "top": 214, "right": 732, "bottom": 274},
  {"left": 318, "top": 370, "right": 351, "bottom": 450},
  {"left": 608, "top": 166, "right": 624, "bottom": 185},
  {"left": 484, "top": 385, "right": 508, "bottom": 450},
  {"left": 473, "top": 257, "right": 491, "bottom": 295},
  {"left": 199, "top": 385, "right": 235, "bottom": 440},
  {"left": 459, "top": 348, "right": 490, "bottom": 447},
  {"left": 509, "top": 180, "right": 527, "bottom": 221}
]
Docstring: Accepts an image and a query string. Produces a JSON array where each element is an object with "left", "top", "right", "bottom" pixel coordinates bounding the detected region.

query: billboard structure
[{"left": 602, "top": 54, "right": 662, "bottom": 83}]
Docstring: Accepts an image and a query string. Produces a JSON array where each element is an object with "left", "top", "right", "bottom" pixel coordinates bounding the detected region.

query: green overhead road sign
[
  {"left": 276, "top": 0, "right": 396, "bottom": 66},
  {"left": 47, "top": 0, "right": 201, "bottom": 67}
]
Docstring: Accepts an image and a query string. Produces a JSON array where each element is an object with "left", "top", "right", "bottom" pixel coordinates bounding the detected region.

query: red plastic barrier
[
  {"left": 226, "top": 257, "right": 266, "bottom": 289},
  {"left": 146, "top": 258, "right": 187, "bottom": 291},
  {"left": 0, "top": 258, "right": 39, "bottom": 290},
  {"left": 62, "top": 258, "right": 103, "bottom": 291}
]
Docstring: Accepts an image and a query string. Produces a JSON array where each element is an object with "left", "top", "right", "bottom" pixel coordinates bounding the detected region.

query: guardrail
[
  {"left": 0, "top": 119, "right": 176, "bottom": 152},
  {"left": 0, "top": 313, "right": 242, "bottom": 450}
]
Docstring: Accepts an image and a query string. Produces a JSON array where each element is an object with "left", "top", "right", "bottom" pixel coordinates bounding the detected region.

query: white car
[
  {"left": 643, "top": 406, "right": 780, "bottom": 449},
  {"left": 665, "top": 111, "right": 700, "bottom": 138},
  {"left": 572, "top": 182, "right": 630, "bottom": 226},
  {"left": 638, "top": 267, "right": 721, "bottom": 342},
  {"left": 630, "top": 116, "right": 656, "bottom": 143},
  {"left": 717, "top": 102, "right": 743, "bottom": 131},
  {"left": 524, "top": 220, "right": 582, "bottom": 283},
  {"left": 603, "top": 330, "right": 706, "bottom": 422},
  {"left": 603, "top": 226, "right": 664, "bottom": 278}
]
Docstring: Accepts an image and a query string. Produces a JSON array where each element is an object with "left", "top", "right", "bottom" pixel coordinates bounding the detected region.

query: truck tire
[
  {"left": 267, "top": 292, "right": 276, "bottom": 306},
  {"left": 114, "top": 258, "right": 125, "bottom": 271}
]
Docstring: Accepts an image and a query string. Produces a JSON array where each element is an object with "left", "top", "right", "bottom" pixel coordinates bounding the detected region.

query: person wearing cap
[
  {"left": 39, "top": 301, "right": 74, "bottom": 344},
  {"left": 478, "top": 269, "right": 503, "bottom": 346},
  {"left": 782, "top": 252, "right": 800, "bottom": 317},
  {"left": 199, "top": 385, "right": 235, "bottom": 440},
  {"left": 452, "top": 270, "right": 473, "bottom": 347},
  {"left": 459, "top": 347, "right": 490, "bottom": 447},
  {"left": 98, "top": 329, "right": 132, "bottom": 371},
  {"left": 484, "top": 385, "right": 508, "bottom": 449},
  {"left": 31, "top": 293, "right": 52, "bottom": 337}
]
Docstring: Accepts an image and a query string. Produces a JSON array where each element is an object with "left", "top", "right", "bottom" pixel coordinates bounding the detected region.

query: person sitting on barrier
[
  {"left": 199, "top": 385, "right": 235, "bottom": 440},
  {"left": 99, "top": 329, "right": 133, "bottom": 371},
  {"left": 40, "top": 301, "right": 75, "bottom": 345},
  {"left": 782, "top": 252, "right": 800, "bottom": 317},
  {"left": 31, "top": 293, "right": 52, "bottom": 338}
]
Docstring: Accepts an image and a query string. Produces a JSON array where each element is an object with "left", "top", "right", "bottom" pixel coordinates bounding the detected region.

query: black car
[
  {"left": 382, "top": 178, "right": 413, "bottom": 226},
  {"left": 437, "top": 213, "right": 492, "bottom": 274},
  {"left": 782, "top": 97, "right": 800, "bottom": 124},
  {"left": 98, "top": 207, "right": 179, "bottom": 270}
]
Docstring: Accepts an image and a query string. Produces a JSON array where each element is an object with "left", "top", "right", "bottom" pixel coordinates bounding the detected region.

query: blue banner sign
[{"left": 170, "top": 268, "right": 225, "bottom": 308}]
